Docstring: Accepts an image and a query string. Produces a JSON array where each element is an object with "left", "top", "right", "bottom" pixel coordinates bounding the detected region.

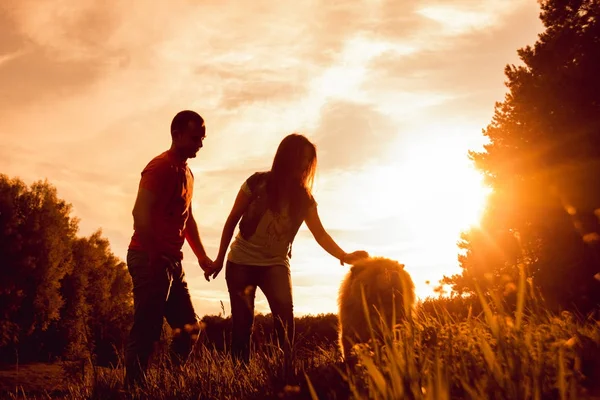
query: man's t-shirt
[
  {"left": 227, "top": 172, "right": 316, "bottom": 268},
  {"left": 129, "top": 150, "right": 193, "bottom": 260}
]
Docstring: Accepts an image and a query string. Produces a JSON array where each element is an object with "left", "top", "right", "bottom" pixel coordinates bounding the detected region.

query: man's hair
[{"left": 171, "top": 110, "right": 204, "bottom": 136}]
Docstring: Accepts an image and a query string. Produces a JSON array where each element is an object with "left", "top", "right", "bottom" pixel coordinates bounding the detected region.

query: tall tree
[
  {"left": 81, "top": 231, "right": 133, "bottom": 365},
  {"left": 0, "top": 175, "right": 78, "bottom": 359},
  {"left": 0, "top": 175, "right": 133, "bottom": 363},
  {"left": 43, "top": 231, "right": 133, "bottom": 364},
  {"left": 444, "top": 0, "right": 600, "bottom": 313}
]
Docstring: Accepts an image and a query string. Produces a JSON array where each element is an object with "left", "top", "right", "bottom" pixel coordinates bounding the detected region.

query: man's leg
[
  {"left": 165, "top": 258, "right": 199, "bottom": 365},
  {"left": 225, "top": 261, "right": 257, "bottom": 365},
  {"left": 125, "top": 250, "right": 171, "bottom": 387},
  {"left": 259, "top": 266, "right": 294, "bottom": 370}
]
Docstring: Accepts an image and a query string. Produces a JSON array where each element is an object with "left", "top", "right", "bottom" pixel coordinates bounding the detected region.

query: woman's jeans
[{"left": 226, "top": 261, "right": 294, "bottom": 364}]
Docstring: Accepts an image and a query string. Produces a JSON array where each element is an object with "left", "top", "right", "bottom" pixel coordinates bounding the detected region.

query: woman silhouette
[{"left": 209, "top": 133, "right": 369, "bottom": 365}]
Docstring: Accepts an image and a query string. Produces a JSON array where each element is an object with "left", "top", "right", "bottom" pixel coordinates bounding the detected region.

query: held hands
[
  {"left": 204, "top": 256, "right": 224, "bottom": 282},
  {"left": 340, "top": 250, "right": 369, "bottom": 266},
  {"left": 198, "top": 254, "right": 215, "bottom": 282}
]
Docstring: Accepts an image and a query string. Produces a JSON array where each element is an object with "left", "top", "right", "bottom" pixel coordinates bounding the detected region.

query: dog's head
[{"left": 347, "top": 256, "right": 415, "bottom": 312}]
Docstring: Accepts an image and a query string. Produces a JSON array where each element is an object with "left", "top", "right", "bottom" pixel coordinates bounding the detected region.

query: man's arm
[
  {"left": 132, "top": 186, "right": 159, "bottom": 255},
  {"left": 184, "top": 205, "right": 208, "bottom": 259},
  {"left": 184, "top": 205, "right": 213, "bottom": 274}
]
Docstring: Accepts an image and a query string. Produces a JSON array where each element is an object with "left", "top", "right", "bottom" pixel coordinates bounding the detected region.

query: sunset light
[
  {"left": 3, "top": 1, "right": 598, "bottom": 397},
  {"left": 0, "top": 0, "right": 542, "bottom": 316}
]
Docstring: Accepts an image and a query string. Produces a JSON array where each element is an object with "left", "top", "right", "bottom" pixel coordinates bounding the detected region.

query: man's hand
[
  {"left": 340, "top": 250, "right": 369, "bottom": 265},
  {"left": 205, "top": 256, "right": 225, "bottom": 281},
  {"left": 198, "top": 254, "right": 214, "bottom": 281}
]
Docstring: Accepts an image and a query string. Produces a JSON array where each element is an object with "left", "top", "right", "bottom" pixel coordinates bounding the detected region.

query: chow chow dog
[{"left": 338, "top": 257, "right": 415, "bottom": 360}]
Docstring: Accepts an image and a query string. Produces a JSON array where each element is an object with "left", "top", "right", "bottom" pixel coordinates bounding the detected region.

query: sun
[
  {"left": 396, "top": 146, "right": 490, "bottom": 239},
  {"left": 410, "top": 154, "right": 486, "bottom": 225},
  {"left": 342, "top": 141, "right": 492, "bottom": 299},
  {"left": 339, "top": 140, "right": 491, "bottom": 257},
  {"left": 326, "top": 145, "right": 490, "bottom": 244}
]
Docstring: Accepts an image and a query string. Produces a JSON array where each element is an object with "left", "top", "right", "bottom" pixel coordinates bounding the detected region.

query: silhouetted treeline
[
  {"left": 200, "top": 313, "right": 340, "bottom": 358},
  {"left": 0, "top": 175, "right": 133, "bottom": 365},
  {"left": 444, "top": 0, "right": 600, "bottom": 315}
]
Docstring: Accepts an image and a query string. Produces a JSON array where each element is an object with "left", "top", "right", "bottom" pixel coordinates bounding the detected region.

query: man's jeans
[
  {"left": 125, "top": 249, "right": 197, "bottom": 386},
  {"left": 225, "top": 261, "right": 294, "bottom": 365}
]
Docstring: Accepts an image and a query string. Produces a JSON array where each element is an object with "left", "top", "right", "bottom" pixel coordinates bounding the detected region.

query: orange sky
[{"left": 0, "top": 1, "right": 544, "bottom": 316}]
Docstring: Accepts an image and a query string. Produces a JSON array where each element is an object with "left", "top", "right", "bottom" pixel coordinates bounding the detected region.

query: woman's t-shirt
[{"left": 227, "top": 172, "right": 316, "bottom": 267}]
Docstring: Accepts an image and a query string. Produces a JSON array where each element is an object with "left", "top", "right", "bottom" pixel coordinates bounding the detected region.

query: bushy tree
[
  {"left": 445, "top": 0, "right": 600, "bottom": 313},
  {"left": 0, "top": 175, "right": 132, "bottom": 363},
  {"left": 0, "top": 175, "right": 77, "bottom": 359}
]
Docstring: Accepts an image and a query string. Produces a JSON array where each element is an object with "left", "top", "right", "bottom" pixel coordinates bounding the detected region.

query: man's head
[{"left": 171, "top": 110, "right": 206, "bottom": 159}]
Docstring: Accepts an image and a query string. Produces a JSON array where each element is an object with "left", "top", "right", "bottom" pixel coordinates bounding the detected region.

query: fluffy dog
[{"left": 338, "top": 257, "right": 415, "bottom": 360}]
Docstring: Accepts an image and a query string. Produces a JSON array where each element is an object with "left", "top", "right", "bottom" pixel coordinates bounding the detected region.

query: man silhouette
[{"left": 125, "top": 110, "right": 214, "bottom": 387}]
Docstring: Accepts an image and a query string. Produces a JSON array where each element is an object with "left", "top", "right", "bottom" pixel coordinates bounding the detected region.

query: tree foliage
[
  {"left": 444, "top": 0, "right": 600, "bottom": 313},
  {"left": 0, "top": 174, "right": 132, "bottom": 363}
]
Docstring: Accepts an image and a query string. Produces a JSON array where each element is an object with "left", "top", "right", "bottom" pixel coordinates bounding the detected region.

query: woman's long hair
[{"left": 267, "top": 134, "right": 317, "bottom": 221}]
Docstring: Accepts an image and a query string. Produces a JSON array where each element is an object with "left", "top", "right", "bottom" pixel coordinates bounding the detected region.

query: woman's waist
[{"left": 228, "top": 235, "right": 291, "bottom": 264}]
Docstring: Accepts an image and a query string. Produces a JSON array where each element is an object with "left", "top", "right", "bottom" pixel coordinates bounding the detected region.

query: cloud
[
  {"left": 0, "top": 5, "right": 23, "bottom": 55},
  {"left": 0, "top": 48, "right": 108, "bottom": 109},
  {"left": 3, "top": 0, "right": 116, "bottom": 59},
  {"left": 0, "top": 1, "right": 131, "bottom": 112},
  {"left": 363, "top": 0, "right": 543, "bottom": 120},
  {"left": 312, "top": 100, "right": 402, "bottom": 171},
  {"left": 0, "top": 50, "right": 24, "bottom": 67}
]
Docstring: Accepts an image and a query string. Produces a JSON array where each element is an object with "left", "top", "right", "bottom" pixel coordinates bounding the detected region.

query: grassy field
[
  {"left": 1, "top": 295, "right": 599, "bottom": 399},
  {"left": 0, "top": 363, "right": 69, "bottom": 397}
]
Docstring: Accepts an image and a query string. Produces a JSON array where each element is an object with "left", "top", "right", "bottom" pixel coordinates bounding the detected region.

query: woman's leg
[
  {"left": 226, "top": 261, "right": 257, "bottom": 365},
  {"left": 259, "top": 266, "right": 294, "bottom": 361}
]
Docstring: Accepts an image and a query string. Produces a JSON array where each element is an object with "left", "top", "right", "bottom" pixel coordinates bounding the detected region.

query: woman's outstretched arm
[
  {"left": 304, "top": 205, "right": 368, "bottom": 265},
  {"left": 208, "top": 188, "right": 251, "bottom": 280}
]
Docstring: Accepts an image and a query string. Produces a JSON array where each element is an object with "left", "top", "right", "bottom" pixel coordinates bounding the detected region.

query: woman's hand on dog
[{"left": 340, "top": 250, "right": 369, "bottom": 265}]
